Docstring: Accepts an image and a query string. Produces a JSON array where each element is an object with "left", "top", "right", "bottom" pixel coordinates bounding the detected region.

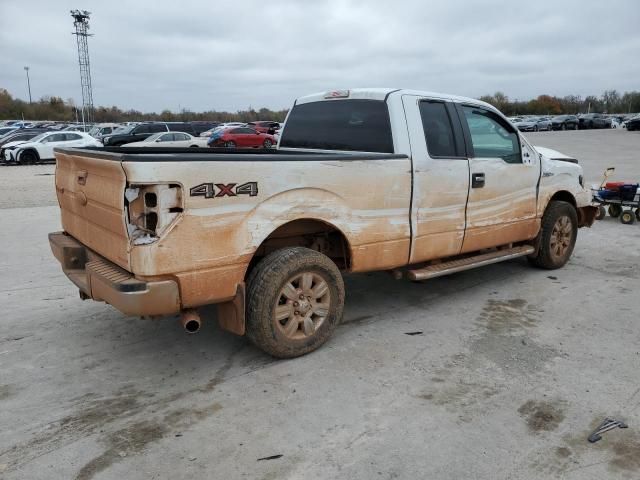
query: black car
[
  {"left": 550, "top": 115, "right": 579, "bottom": 131},
  {"left": 626, "top": 116, "right": 640, "bottom": 131},
  {"left": 101, "top": 122, "right": 196, "bottom": 146},
  {"left": 190, "top": 121, "right": 221, "bottom": 135},
  {"left": 578, "top": 113, "right": 609, "bottom": 129},
  {"left": 0, "top": 129, "right": 49, "bottom": 148}
]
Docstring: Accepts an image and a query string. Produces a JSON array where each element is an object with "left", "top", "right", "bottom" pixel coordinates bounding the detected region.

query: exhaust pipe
[{"left": 180, "top": 309, "right": 201, "bottom": 334}]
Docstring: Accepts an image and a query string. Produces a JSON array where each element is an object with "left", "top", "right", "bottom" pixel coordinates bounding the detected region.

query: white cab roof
[{"left": 295, "top": 88, "right": 495, "bottom": 111}]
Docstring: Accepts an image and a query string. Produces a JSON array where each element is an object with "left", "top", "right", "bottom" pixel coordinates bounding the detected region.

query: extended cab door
[
  {"left": 458, "top": 104, "right": 540, "bottom": 253},
  {"left": 402, "top": 95, "right": 470, "bottom": 263}
]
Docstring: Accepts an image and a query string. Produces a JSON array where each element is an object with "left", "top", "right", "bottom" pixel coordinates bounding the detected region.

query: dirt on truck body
[{"left": 49, "top": 88, "right": 597, "bottom": 357}]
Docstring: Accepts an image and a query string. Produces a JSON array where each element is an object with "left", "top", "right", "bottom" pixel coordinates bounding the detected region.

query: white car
[
  {"left": 123, "top": 132, "right": 207, "bottom": 148},
  {"left": 12, "top": 131, "right": 102, "bottom": 163}
]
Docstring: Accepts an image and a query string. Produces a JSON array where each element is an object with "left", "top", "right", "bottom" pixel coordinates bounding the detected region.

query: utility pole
[
  {"left": 23, "top": 66, "right": 32, "bottom": 104},
  {"left": 71, "top": 10, "right": 94, "bottom": 125}
]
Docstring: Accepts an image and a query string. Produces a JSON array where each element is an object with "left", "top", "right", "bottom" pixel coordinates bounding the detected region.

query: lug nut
[
  {"left": 299, "top": 294, "right": 305, "bottom": 300},
  {"left": 293, "top": 301, "right": 299, "bottom": 307},
  {"left": 294, "top": 310, "right": 300, "bottom": 316}
]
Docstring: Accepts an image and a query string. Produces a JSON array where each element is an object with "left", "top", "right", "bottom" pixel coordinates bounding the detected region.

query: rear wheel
[
  {"left": 528, "top": 201, "right": 578, "bottom": 269},
  {"left": 534, "top": 125, "right": 539, "bottom": 132},
  {"left": 246, "top": 247, "right": 344, "bottom": 358},
  {"left": 595, "top": 206, "right": 606, "bottom": 220},
  {"left": 263, "top": 139, "right": 273, "bottom": 148},
  {"left": 608, "top": 204, "right": 622, "bottom": 218},
  {"left": 620, "top": 210, "right": 635, "bottom": 225},
  {"left": 635, "top": 209, "right": 640, "bottom": 221},
  {"left": 225, "top": 141, "right": 236, "bottom": 148}
]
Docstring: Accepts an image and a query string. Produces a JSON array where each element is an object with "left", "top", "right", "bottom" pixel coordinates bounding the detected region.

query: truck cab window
[
  {"left": 462, "top": 106, "right": 521, "bottom": 164},
  {"left": 419, "top": 101, "right": 461, "bottom": 158}
]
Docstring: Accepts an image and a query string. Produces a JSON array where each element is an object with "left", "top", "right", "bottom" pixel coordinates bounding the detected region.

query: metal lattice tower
[{"left": 71, "top": 10, "right": 94, "bottom": 124}]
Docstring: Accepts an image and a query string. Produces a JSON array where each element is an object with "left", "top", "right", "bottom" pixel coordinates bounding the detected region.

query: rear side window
[
  {"left": 149, "top": 124, "right": 167, "bottom": 133},
  {"left": 419, "top": 101, "right": 461, "bottom": 158},
  {"left": 280, "top": 99, "right": 393, "bottom": 153}
]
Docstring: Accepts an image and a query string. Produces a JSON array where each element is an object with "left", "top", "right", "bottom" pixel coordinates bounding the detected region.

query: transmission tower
[{"left": 71, "top": 10, "right": 94, "bottom": 124}]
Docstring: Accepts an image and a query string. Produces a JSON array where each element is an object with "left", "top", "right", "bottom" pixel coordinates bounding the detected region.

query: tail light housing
[{"left": 125, "top": 184, "right": 183, "bottom": 245}]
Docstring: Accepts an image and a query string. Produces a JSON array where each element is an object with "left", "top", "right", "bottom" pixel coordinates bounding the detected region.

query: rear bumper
[{"left": 49, "top": 231, "right": 180, "bottom": 316}]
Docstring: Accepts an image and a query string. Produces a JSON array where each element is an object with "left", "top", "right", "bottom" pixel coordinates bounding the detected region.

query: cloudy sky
[{"left": 1, "top": 0, "right": 639, "bottom": 112}]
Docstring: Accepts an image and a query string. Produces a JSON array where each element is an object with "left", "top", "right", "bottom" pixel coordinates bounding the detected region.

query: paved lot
[{"left": 1, "top": 130, "right": 639, "bottom": 479}]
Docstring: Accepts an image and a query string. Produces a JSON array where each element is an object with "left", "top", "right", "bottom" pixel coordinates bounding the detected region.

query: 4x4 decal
[{"left": 190, "top": 182, "right": 258, "bottom": 198}]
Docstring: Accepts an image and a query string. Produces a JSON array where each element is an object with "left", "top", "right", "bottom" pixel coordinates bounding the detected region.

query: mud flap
[
  {"left": 577, "top": 206, "right": 598, "bottom": 228},
  {"left": 217, "top": 283, "right": 246, "bottom": 335}
]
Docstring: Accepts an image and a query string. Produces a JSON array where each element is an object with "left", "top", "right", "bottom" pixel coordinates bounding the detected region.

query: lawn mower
[{"left": 592, "top": 167, "right": 640, "bottom": 224}]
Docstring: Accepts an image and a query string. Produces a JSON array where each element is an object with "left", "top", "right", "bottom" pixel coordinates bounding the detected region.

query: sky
[{"left": 1, "top": 0, "right": 639, "bottom": 113}]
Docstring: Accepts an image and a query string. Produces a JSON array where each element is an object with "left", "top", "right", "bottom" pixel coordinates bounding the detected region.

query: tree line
[
  {"left": 2, "top": 87, "right": 639, "bottom": 123},
  {"left": 0, "top": 88, "right": 289, "bottom": 123},
  {"left": 479, "top": 90, "right": 640, "bottom": 116}
]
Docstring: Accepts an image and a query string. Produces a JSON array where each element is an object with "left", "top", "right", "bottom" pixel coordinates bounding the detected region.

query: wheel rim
[
  {"left": 264, "top": 140, "right": 272, "bottom": 148},
  {"left": 550, "top": 216, "right": 572, "bottom": 259},
  {"left": 273, "top": 272, "right": 330, "bottom": 340}
]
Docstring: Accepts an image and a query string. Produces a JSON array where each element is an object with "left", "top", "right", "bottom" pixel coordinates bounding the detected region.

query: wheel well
[
  {"left": 19, "top": 148, "right": 40, "bottom": 161},
  {"left": 246, "top": 219, "right": 351, "bottom": 279},
  {"left": 549, "top": 191, "right": 576, "bottom": 208}
]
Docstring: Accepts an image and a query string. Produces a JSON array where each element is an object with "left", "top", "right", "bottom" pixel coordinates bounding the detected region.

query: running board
[{"left": 406, "top": 245, "right": 535, "bottom": 281}]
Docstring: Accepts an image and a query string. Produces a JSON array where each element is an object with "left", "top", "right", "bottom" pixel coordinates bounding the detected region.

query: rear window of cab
[{"left": 280, "top": 99, "right": 394, "bottom": 153}]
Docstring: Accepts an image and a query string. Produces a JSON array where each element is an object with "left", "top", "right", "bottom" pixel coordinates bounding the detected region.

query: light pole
[{"left": 23, "top": 66, "right": 32, "bottom": 104}]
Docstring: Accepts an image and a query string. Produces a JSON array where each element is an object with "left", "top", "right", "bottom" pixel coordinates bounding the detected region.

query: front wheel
[
  {"left": 263, "top": 139, "right": 273, "bottom": 148},
  {"left": 595, "top": 206, "right": 606, "bottom": 220},
  {"left": 635, "top": 208, "right": 640, "bottom": 221},
  {"left": 246, "top": 247, "right": 345, "bottom": 358},
  {"left": 528, "top": 201, "right": 578, "bottom": 269},
  {"left": 561, "top": 124, "right": 566, "bottom": 131},
  {"left": 534, "top": 125, "right": 539, "bottom": 132},
  {"left": 224, "top": 141, "right": 236, "bottom": 148},
  {"left": 19, "top": 150, "right": 38, "bottom": 164}
]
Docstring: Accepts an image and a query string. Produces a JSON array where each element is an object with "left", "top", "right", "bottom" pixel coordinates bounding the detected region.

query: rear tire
[
  {"left": 246, "top": 247, "right": 344, "bottom": 358},
  {"left": 595, "top": 206, "right": 606, "bottom": 220},
  {"left": 608, "top": 204, "right": 622, "bottom": 218},
  {"left": 263, "top": 139, "right": 273, "bottom": 148},
  {"left": 528, "top": 201, "right": 578, "bottom": 269},
  {"left": 620, "top": 211, "right": 635, "bottom": 225}
]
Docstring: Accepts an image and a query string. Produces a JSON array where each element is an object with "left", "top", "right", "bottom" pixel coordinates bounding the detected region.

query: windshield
[
  {"left": 144, "top": 133, "right": 164, "bottom": 141},
  {"left": 112, "top": 125, "right": 134, "bottom": 135},
  {"left": 29, "top": 133, "right": 50, "bottom": 142},
  {"left": 280, "top": 99, "right": 393, "bottom": 153}
]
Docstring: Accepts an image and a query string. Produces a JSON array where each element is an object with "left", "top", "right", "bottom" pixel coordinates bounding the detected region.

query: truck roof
[{"left": 295, "top": 88, "right": 495, "bottom": 111}]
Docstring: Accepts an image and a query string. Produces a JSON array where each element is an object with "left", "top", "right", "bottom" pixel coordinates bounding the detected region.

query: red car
[
  {"left": 247, "top": 121, "right": 281, "bottom": 134},
  {"left": 208, "top": 127, "right": 276, "bottom": 148}
]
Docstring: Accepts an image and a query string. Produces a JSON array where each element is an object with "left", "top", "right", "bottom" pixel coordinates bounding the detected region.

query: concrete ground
[{"left": 0, "top": 129, "right": 639, "bottom": 480}]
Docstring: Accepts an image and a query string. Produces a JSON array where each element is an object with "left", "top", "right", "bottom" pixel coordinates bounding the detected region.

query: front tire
[
  {"left": 19, "top": 150, "right": 38, "bottom": 164},
  {"left": 263, "top": 139, "right": 273, "bottom": 148},
  {"left": 225, "top": 141, "right": 236, "bottom": 148},
  {"left": 246, "top": 247, "right": 345, "bottom": 358},
  {"left": 595, "top": 206, "right": 606, "bottom": 220},
  {"left": 528, "top": 201, "right": 578, "bottom": 269}
]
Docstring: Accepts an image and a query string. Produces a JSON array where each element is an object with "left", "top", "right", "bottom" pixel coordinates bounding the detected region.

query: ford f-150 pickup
[{"left": 49, "top": 88, "right": 597, "bottom": 358}]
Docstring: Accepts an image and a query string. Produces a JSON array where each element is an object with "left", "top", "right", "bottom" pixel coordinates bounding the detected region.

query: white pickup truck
[{"left": 49, "top": 88, "right": 596, "bottom": 357}]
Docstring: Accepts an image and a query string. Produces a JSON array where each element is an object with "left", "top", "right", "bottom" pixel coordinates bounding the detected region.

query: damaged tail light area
[{"left": 125, "top": 184, "right": 183, "bottom": 245}]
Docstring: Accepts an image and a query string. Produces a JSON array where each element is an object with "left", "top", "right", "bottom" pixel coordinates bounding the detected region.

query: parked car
[
  {"left": 625, "top": 116, "right": 640, "bottom": 131},
  {"left": 578, "top": 113, "right": 609, "bottom": 129},
  {"left": 207, "top": 126, "right": 276, "bottom": 148},
  {"left": 124, "top": 132, "right": 207, "bottom": 148},
  {"left": 550, "top": 115, "right": 579, "bottom": 130},
  {"left": 247, "top": 121, "right": 281, "bottom": 134},
  {"left": 190, "top": 121, "right": 221, "bottom": 136},
  {"left": 514, "top": 117, "right": 551, "bottom": 132},
  {"left": 9, "top": 131, "right": 101, "bottom": 163},
  {"left": 88, "top": 123, "right": 121, "bottom": 138},
  {"left": 0, "top": 126, "right": 20, "bottom": 138},
  {"left": 0, "top": 129, "right": 50, "bottom": 160},
  {"left": 101, "top": 122, "right": 196, "bottom": 146},
  {"left": 49, "top": 87, "right": 596, "bottom": 358}
]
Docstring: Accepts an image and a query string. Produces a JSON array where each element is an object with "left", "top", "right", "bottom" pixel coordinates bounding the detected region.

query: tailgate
[{"left": 55, "top": 149, "right": 130, "bottom": 269}]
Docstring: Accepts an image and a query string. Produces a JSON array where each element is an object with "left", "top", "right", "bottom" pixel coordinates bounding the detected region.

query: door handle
[{"left": 472, "top": 173, "right": 485, "bottom": 188}]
